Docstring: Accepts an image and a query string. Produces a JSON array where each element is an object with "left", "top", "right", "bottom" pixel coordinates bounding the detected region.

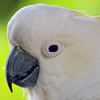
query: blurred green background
[{"left": 0, "top": 0, "right": 100, "bottom": 100}]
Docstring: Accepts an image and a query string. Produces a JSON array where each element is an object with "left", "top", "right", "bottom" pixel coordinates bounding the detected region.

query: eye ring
[{"left": 42, "top": 40, "right": 64, "bottom": 57}]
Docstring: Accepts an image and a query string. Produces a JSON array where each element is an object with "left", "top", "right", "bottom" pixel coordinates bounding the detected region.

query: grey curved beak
[{"left": 5, "top": 46, "right": 40, "bottom": 92}]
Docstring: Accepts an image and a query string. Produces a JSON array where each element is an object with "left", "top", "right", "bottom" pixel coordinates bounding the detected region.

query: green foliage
[{"left": 0, "top": 0, "right": 100, "bottom": 100}]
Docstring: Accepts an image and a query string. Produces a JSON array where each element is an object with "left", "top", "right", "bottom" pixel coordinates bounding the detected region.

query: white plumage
[{"left": 7, "top": 4, "right": 100, "bottom": 100}]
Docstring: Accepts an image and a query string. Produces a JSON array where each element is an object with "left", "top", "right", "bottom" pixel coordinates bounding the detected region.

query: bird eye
[
  {"left": 48, "top": 45, "right": 58, "bottom": 52},
  {"left": 42, "top": 40, "right": 64, "bottom": 57}
]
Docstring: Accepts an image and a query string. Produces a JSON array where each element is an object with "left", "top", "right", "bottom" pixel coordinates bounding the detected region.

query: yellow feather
[
  {"left": 75, "top": 12, "right": 89, "bottom": 18},
  {"left": 75, "top": 11, "right": 100, "bottom": 21},
  {"left": 94, "top": 16, "right": 100, "bottom": 21}
]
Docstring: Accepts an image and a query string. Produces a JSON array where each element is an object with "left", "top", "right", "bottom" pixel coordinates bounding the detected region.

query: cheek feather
[{"left": 62, "top": 45, "right": 90, "bottom": 78}]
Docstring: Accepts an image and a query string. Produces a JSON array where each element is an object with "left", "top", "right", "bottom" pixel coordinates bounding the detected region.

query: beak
[{"left": 5, "top": 46, "right": 40, "bottom": 92}]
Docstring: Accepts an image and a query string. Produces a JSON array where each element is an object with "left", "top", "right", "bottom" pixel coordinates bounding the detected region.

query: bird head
[{"left": 5, "top": 4, "right": 100, "bottom": 100}]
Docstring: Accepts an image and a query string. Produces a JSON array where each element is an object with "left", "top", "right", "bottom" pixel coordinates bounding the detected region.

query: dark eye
[
  {"left": 48, "top": 45, "right": 58, "bottom": 52},
  {"left": 42, "top": 40, "right": 64, "bottom": 57}
]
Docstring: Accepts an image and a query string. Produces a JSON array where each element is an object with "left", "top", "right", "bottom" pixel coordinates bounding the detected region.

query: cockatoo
[{"left": 5, "top": 4, "right": 100, "bottom": 100}]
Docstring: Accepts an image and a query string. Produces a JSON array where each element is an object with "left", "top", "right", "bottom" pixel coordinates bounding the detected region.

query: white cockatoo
[{"left": 5, "top": 4, "right": 100, "bottom": 100}]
